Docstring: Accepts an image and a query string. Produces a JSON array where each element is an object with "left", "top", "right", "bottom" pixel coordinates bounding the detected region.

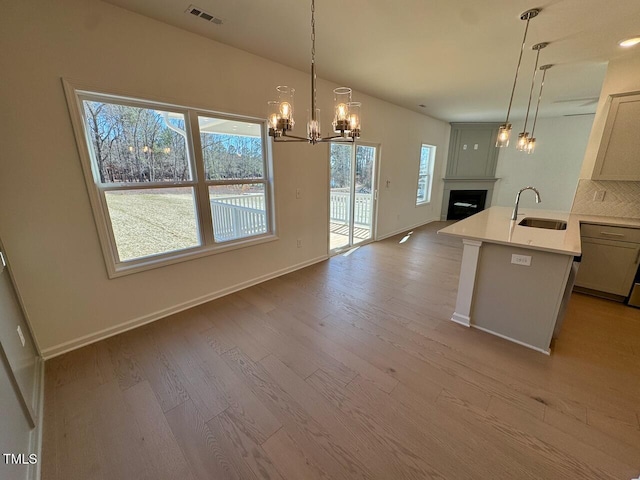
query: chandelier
[{"left": 267, "top": 0, "right": 361, "bottom": 144}]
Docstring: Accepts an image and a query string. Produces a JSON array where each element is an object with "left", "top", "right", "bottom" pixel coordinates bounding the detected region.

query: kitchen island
[{"left": 438, "top": 206, "right": 581, "bottom": 354}]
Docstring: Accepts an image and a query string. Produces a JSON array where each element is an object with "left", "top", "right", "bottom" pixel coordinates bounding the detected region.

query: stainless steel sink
[{"left": 518, "top": 217, "right": 567, "bottom": 230}]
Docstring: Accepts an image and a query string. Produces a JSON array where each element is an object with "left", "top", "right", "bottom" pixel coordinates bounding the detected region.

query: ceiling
[{"left": 103, "top": 0, "right": 640, "bottom": 122}]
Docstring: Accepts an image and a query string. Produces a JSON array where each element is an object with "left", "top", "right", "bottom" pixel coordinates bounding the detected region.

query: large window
[
  {"left": 416, "top": 144, "right": 436, "bottom": 205},
  {"left": 66, "top": 84, "right": 274, "bottom": 277}
]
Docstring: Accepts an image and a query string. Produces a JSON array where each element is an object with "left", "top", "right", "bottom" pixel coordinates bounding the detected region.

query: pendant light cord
[
  {"left": 522, "top": 47, "right": 541, "bottom": 134},
  {"left": 504, "top": 16, "right": 532, "bottom": 124},
  {"left": 310, "top": 0, "right": 317, "bottom": 122},
  {"left": 530, "top": 67, "right": 548, "bottom": 138}
]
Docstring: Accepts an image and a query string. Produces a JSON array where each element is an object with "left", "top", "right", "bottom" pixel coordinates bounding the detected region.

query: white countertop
[{"left": 438, "top": 206, "right": 640, "bottom": 256}]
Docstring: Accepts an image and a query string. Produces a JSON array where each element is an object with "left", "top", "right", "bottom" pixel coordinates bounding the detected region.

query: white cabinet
[
  {"left": 592, "top": 92, "right": 640, "bottom": 180},
  {"left": 575, "top": 223, "right": 640, "bottom": 297}
]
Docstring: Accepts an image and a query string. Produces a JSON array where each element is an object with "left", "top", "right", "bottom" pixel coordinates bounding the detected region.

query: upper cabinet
[
  {"left": 446, "top": 123, "right": 500, "bottom": 179},
  {"left": 592, "top": 92, "right": 640, "bottom": 180}
]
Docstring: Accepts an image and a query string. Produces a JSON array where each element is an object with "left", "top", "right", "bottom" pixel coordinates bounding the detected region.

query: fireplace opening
[{"left": 447, "top": 190, "right": 487, "bottom": 220}]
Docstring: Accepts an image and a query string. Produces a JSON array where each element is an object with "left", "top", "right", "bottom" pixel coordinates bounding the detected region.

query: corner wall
[
  {"left": 492, "top": 115, "right": 594, "bottom": 211},
  {"left": 0, "top": 0, "right": 450, "bottom": 355}
]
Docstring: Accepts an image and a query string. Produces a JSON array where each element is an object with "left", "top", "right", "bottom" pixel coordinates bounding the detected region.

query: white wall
[
  {"left": 0, "top": 0, "right": 450, "bottom": 356},
  {"left": 492, "top": 115, "right": 594, "bottom": 211}
]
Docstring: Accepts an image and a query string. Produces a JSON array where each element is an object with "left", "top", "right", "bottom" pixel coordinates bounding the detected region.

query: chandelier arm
[
  {"left": 504, "top": 14, "right": 533, "bottom": 124},
  {"left": 273, "top": 137, "right": 308, "bottom": 143},
  {"left": 275, "top": 131, "right": 310, "bottom": 142},
  {"left": 317, "top": 137, "right": 355, "bottom": 144},
  {"left": 319, "top": 134, "right": 352, "bottom": 142}
]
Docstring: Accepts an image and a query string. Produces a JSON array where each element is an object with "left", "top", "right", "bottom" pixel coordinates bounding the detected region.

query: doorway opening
[{"left": 329, "top": 143, "right": 378, "bottom": 253}]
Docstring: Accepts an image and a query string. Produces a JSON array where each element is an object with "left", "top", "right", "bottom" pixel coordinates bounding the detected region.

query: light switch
[
  {"left": 474, "top": 144, "right": 479, "bottom": 150},
  {"left": 463, "top": 144, "right": 467, "bottom": 150},
  {"left": 17, "top": 325, "right": 25, "bottom": 347}
]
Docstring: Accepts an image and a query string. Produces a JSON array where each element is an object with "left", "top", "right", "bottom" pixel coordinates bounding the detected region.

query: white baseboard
[
  {"left": 471, "top": 324, "right": 551, "bottom": 355},
  {"left": 41, "top": 255, "right": 328, "bottom": 359},
  {"left": 450, "top": 312, "right": 471, "bottom": 327},
  {"left": 29, "top": 357, "right": 45, "bottom": 480},
  {"left": 376, "top": 219, "right": 436, "bottom": 241}
]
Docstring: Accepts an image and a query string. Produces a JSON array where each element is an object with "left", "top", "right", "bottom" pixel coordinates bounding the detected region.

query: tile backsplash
[{"left": 571, "top": 179, "right": 640, "bottom": 218}]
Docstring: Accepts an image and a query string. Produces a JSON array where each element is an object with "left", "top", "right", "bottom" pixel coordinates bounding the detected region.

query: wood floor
[{"left": 41, "top": 222, "right": 640, "bottom": 480}]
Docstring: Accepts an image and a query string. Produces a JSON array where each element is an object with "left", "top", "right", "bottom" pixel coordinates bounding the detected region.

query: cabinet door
[
  {"left": 0, "top": 246, "right": 39, "bottom": 426},
  {"left": 575, "top": 238, "right": 640, "bottom": 295},
  {"left": 592, "top": 92, "right": 640, "bottom": 180}
]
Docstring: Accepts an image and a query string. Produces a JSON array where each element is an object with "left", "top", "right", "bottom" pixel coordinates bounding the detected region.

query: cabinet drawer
[{"left": 580, "top": 223, "right": 640, "bottom": 243}]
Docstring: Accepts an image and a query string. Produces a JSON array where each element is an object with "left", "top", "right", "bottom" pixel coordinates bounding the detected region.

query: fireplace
[
  {"left": 441, "top": 178, "right": 497, "bottom": 220},
  {"left": 447, "top": 190, "right": 487, "bottom": 220}
]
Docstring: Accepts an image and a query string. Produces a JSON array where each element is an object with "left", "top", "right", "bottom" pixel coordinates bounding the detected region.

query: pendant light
[
  {"left": 525, "top": 64, "right": 553, "bottom": 154},
  {"left": 496, "top": 8, "right": 540, "bottom": 148},
  {"left": 267, "top": 0, "right": 361, "bottom": 144},
  {"left": 516, "top": 42, "right": 548, "bottom": 151}
]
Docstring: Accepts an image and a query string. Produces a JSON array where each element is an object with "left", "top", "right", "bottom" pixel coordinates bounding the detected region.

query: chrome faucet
[{"left": 511, "top": 186, "right": 541, "bottom": 220}]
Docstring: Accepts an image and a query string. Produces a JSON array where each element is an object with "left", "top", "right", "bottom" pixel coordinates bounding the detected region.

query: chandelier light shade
[
  {"left": 516, "top": 42, "right": 548, "bottom": 152},
  {"left": 307, "top": 108, "right": 321, "bottom": 139},
  {"left": 496, "top": 8, "right": 540, "bottom": 148},
  {"left": 526, "top": 64, "right": 553, "bottom": 154},
  {"left": 267, "top": 0, "right": 361, "bottom": 144},
  {"left": 348, "top": 101, "right": 361, "bottom": 137},
  {"left": 333, "top": 87, "right": 352, "bottom": 132}
]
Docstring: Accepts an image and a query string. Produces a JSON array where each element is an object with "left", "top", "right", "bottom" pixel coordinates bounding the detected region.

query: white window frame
[
  {"left": 416, "top": 144, "right": 436, "bottom": 205},
  {"left": 63, "top": 80, "right": 276, "bottom": 278}
]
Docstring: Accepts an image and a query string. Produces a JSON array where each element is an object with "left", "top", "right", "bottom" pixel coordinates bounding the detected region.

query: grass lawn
[{"left": 105, "top": 191, "right": 199, "bottom": 261}]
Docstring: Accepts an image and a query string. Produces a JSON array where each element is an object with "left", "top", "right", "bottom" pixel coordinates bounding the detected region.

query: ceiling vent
[{"left": 185, "top": 5, "right": 223, "bottom": 25}]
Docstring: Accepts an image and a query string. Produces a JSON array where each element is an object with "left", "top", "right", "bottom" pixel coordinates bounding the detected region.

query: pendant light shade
[
  {"left": 516, "top": 42, "right": 548, "bottom": 152},
  {"left": 497, "top": 8, "right": 540, "bottom": 148},
  {"left": 267, "top": 0, "right": 361, "bottom": 144}
]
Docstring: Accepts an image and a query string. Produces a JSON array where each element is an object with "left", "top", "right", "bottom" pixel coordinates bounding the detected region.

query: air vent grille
[{"left": 185, "top": 5, "right": 223, "bottom": 25}]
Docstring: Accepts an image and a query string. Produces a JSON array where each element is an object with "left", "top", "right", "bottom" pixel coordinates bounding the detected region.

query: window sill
[
  {"left": 416, "top": 201, "right": 431, "bottom": 207},
  {"left": 106, "top": 233, "right": 279, "bottom": 279}
]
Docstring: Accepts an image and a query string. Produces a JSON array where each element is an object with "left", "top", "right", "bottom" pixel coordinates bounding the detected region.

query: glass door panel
[
  {"left": 353, "top": 145, "right": 376, "bottom": 245},
  {"left": 329, "top": 143, "right": 377, "bottom": 253},
  {"left": 329, "top": 144, "right": 352, "bottom": 251}
]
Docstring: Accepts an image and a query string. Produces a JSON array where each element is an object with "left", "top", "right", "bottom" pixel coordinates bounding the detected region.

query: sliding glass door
[{"left": 329, "top": 143, "right": 378, "bottom": 253}]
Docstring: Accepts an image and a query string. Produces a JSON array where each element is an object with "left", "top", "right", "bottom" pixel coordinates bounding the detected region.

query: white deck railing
[
  {"left": 330, "top": 191, "right": 373, "bottom": 226},
  {"left": 210, "top": 194, "right": 266, "bottom": 241},
  {"left": 210, "top": 192, "right": 373, "bottom": 241}
]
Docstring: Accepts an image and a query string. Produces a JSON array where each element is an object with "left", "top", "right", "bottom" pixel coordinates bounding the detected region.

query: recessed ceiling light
[{"left": 619, "top": 37, "right": 640, "bottom": 48}]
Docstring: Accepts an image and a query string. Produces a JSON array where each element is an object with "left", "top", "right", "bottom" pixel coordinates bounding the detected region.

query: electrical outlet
[
  {"left": 593, "top": 190, "right": 606, "bottom": 202},
  {"left": 296, "top": 239, "right": 302, "bottom": 248},
  {"left": 16, "top": 325, "right": 25, "bottom": 347},
  {"left": 511, "top": 254, "right": 532, "bottom": 266},
  {"left": 296, "top": 188, "right": 301, "bottom": 199}
]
